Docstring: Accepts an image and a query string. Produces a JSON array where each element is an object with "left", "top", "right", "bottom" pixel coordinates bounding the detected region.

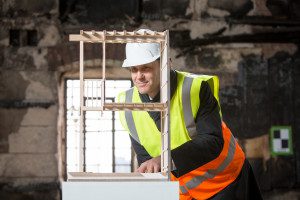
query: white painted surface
[
  {"left": 67, "top": 172, "right": 168, "bottom": 181},
  {"left": 62, "top": 181, "right": 179, "bottom": 200}
]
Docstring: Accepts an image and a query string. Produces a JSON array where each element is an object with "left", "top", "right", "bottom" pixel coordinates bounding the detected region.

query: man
[{"left": 117, "top": 29, "right": 262, "bottom": 200}]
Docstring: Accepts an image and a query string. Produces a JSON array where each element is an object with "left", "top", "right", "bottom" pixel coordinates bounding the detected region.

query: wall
[{"left": 0, "top": 0, "right": 61, "bottom": 199}]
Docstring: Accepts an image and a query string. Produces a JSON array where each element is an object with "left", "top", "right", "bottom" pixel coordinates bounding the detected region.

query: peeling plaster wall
[
  {"left": 0, "top": 0, "right": 61, "bottom": 199},
  {"left": 0, "top": 0, "right": 300, "bottom": 199}
]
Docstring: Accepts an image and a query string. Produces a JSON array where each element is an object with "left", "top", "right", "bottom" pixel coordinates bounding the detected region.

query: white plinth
[{"left": 62, "top": 181, "right": 179, "bottom": 200}]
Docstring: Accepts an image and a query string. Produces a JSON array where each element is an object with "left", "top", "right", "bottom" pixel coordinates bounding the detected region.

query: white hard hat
[{"left": 122, "top": 29, "right": 160, "bottom": 68}]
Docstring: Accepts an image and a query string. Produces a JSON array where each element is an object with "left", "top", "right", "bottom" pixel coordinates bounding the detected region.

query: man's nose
[{"left": 137, "top": 71, "right": 144, "bottom": 79}]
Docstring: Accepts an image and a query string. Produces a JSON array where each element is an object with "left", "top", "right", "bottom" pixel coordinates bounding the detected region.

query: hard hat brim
[{"left": 122, "top": 54, "right": 160, "bottom": 68}]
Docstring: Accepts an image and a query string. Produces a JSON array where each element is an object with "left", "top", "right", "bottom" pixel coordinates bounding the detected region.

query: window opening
[
  {"left": 65, "top": 79, "right": 132, "bottom": 173},
  {"left": 9, "top": 29, "right": 38, "bottom": 47},
  {"left": 27, "top": 30, "right": 38, "bottom": 46},
  {"left": 9, "top": 29, "right": 20, "bottom": 46}
]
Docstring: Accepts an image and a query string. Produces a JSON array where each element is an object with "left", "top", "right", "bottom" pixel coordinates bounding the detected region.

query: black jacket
[{"left": 130, "top": 70, "right": 262, "bottom": 200}]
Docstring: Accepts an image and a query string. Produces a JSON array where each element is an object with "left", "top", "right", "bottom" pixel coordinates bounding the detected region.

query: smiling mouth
[{"left": 137, "top": 82, "right": 148, "bottom": 87}]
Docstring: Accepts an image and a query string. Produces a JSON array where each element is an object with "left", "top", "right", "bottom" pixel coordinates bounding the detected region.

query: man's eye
[
  {"left": 131, "top": 68, "right": 137, "bottom": 73},
  {"left": 143, "top": 67, "right": 151, "bottom": 71}
]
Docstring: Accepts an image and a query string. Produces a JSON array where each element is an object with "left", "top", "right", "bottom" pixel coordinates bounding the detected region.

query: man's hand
[{"left": 136, "top": 156, "right": 161, "bottom": 173}]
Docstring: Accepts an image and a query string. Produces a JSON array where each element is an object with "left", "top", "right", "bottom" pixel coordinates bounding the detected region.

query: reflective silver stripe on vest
[
  {"left": 125, "top": 88, "right": 140, "bottom": 143},
  {"left": 180, "top": 185, "right": 188, "bottom": 194},
  {"left": 181, "top": 134, "right": 236, "bottom": 193},
  {"left": 182, "top": 77, "right": 197, "bottom": 139}
]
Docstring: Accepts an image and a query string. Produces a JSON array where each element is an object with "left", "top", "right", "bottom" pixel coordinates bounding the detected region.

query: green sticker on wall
[{"left": 270, "top": 126, "right": 293, "bottom": 156}]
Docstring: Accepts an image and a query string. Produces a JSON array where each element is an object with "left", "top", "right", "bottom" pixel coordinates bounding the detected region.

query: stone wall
[{"left": 0, "top": 0, "right": 61, "bottom": 199}]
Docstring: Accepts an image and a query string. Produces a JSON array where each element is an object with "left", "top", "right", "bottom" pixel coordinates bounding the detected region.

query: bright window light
[{"left": 66, "top": 79, "right": 132, "bottom": 173}]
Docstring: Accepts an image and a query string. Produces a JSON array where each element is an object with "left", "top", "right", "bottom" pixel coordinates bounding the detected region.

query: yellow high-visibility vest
[
  {"left": 117, "top": 71, "right": 220, "bottom": 157},
  {"left": 117, "top": 70, "right": 245, "bottom": 199}
]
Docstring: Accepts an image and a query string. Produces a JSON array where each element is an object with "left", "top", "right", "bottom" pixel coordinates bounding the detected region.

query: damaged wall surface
[{"left": 0, "top": 0, "right": 300, "bottom": 199}]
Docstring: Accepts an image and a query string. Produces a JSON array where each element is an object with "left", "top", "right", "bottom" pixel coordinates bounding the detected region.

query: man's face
[{"left": 130, "top": 60, "right": 160, "bottom": 98}]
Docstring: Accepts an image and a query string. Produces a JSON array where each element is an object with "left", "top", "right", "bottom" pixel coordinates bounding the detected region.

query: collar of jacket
[{"left": 138, "top": 69, "right": 177, "bottom": 103}]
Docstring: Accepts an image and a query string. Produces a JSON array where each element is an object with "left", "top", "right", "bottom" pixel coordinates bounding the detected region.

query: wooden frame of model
[{"left": 69, "top": 30, "right": 171, "bottom": 181}]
